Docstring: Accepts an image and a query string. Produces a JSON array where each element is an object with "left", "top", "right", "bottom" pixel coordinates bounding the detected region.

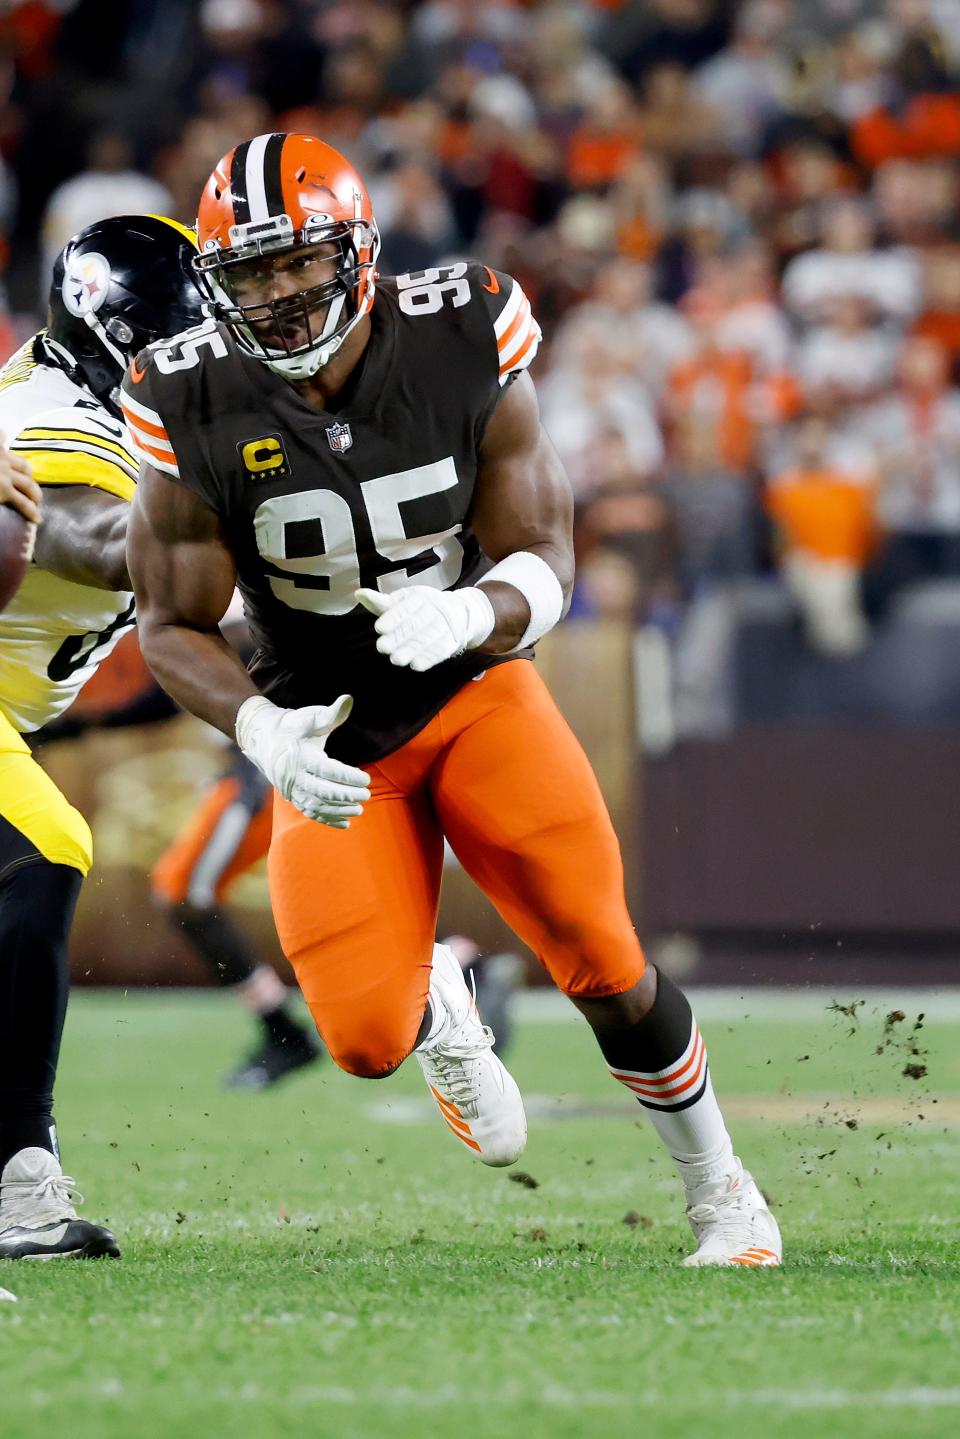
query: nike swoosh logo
[
  {"left": 481, "top": 267, "right": 499, "bottom": 295},
  {"left": 129, "top": 356, "right": 147, "bottom": 384},
  {"left": 1, "top": 1222, "right": 70, "bottom": 1245}
]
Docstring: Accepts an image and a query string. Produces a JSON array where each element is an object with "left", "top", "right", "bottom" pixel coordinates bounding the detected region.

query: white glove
[
  {"left": 356, "top": 585, "right": 495, "bottom": 672},
  {"left": 235, "top": 693, "right": 370, "bottom": 828}
]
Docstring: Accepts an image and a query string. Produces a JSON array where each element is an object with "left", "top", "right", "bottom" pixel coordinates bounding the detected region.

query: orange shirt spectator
[
  {"left": 566, "top": 127, "right": 640, "bottom": 189},
  {"left": 766, "top": 467, "right": 879, "bottom": 566},
  {"left": 852, "top": 95, "right": 960, "bottom": 167},
  {"left": 667, "top": 349, "right": 756, "bottom": 472}
]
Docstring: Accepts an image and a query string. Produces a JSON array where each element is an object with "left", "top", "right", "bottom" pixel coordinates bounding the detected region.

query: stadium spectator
[
  {"left": 549, "top": 256, "right": 695, "bottom": 399},
  {"left": 661, "top": 417, "right": 758, "bottom": 598},
  {"left": 692, "top": 0, "right": 791, "bottom": 155},
  {"left": 851, "top": 30, "right": 960, "bottom": 167},
  {"left": 861, "top": 334, "right": 960, "bottom": 613},
  {"left": 604, "top": 0, "right": 732, "bottom": 90},
  {"left": 781, "top": 195, "right": 921, "bottom": 324},
  {"left": 796, "top": 294, "right": 899, "bottom": 410},
  {"left": 539, "top": 318, "right": 664, "bottom": 498},
  {"left": 912, "top": 244, "right": 960, "bottom": 371},
  {"left": 765, "top": 415, "right": 879, "bottom": 656},
  {"left": 40, "top": 130, "right": 172, "bottom": 293}
]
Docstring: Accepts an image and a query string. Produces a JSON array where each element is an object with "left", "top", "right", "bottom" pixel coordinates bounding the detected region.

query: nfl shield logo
[{"left": 326, "top": 422, "right": 353, "bottom": 454}]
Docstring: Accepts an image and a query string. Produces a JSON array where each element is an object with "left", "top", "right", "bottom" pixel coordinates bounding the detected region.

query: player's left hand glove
[{"left": 356, "top": 585, "right": 495, "bottom": 672}]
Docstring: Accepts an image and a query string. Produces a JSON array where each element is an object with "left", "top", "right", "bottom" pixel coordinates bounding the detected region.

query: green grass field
[{"left": 2, "top": 988, "right": 959, "bottom": 1439}]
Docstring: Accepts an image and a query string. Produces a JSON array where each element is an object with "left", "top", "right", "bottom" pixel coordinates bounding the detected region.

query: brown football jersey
[{"left": 121, "top": 263, "right": 541, "bottom": 762}]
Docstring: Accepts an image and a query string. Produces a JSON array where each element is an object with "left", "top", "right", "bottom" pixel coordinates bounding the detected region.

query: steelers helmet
[
  {"left": 194, "top": 132, "right": 380, "bottom": 379},
  {"left": 47, "top": 214, "right": 208, "bottom": 416}
]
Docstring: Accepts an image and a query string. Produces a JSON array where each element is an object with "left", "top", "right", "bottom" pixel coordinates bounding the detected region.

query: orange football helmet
[{"left": 194, "top": 132, "right": 380, "bottom": 379}]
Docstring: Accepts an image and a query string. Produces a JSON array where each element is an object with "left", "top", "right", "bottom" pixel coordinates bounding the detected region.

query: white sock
[{"left": 608, "top": 1019, "right": 737, "bottom": 1189}]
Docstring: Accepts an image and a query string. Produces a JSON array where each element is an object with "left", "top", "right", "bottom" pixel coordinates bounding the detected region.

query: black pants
[{"left": 0, "top": 816, "right": 82, "bottom": 1169}]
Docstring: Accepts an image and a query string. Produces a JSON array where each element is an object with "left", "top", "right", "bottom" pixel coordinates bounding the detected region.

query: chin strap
[{"left": 264, "top": 293, "right": 366, "bottom": 380}]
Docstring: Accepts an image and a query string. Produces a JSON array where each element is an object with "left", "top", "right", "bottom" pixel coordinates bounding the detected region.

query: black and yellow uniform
[
  {"left": 0, "top": 332, "right": 140, "bottom": 875},
  {"left": 0, "top": 333, "right": 138, "bottom": 1180}
]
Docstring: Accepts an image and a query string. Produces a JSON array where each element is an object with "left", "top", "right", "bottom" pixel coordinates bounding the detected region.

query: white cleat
[
  {"left": 415, "top": 944, "right": 527, "bottom": 1167},
  {"left": 682, "top": 1165, "right": 782, "bottom": 1268},
  {"left": 0, "top": 1148, "right": 120, "bottom": 1260}
]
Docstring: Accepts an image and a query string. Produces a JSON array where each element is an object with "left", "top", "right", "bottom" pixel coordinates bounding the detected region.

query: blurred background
[{"left": 4, "top": 0, "right": 960, "bottom": 990}]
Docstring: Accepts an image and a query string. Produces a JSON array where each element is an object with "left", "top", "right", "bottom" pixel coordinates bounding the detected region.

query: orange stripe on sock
[
  {"left": 614, "top": 1036, "right": 706, "bottom": 1102},
  {"left": 611, "top": 1027, "right": 702, "bottom": 1089}
]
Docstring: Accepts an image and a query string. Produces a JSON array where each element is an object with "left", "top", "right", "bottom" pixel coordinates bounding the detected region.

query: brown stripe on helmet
[{"left": 263, "top": 132, "right": 287, "bottom": 221}]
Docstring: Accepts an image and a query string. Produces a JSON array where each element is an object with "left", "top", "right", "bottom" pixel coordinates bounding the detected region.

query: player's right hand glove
[{"left": 235, "top": 693, "right": 371, "bottom": 828}]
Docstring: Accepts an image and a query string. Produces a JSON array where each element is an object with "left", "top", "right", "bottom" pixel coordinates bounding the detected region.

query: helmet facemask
[{"left": 194, "top": 213, "right": 380, "bottom": 380}]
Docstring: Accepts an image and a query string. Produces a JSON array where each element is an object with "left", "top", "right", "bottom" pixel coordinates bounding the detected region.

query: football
[{"left": 0, "top": 503, "right": 36, "bottom": 612}]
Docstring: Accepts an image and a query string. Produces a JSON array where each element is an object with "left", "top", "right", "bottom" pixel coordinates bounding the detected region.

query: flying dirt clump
[{"left": 873, "top": 1010, "right": 928, "bottom": 1079}]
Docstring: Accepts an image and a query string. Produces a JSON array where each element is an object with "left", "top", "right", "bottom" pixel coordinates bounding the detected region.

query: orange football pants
[
  {"left": 151, "top": 775, "right": 273, "bottom": 907},
  {"left": 268, "top": 660, "right": 645, "bottom": 1077}
]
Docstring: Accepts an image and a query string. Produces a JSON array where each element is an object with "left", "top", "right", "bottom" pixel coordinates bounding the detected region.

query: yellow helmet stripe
[{"left": 146, "top": 213, "right": 199, "bottom": 249}]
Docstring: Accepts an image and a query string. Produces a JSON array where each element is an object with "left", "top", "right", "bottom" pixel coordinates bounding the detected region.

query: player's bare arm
[
  {"left": 0, "top": 437, "right": 42, "bottom": 526},
  {"left": 470, "top": 370, "right": 574, "bottom": 653},
  {"left": 127, "top": 460, "right": 253, "bottom": 735},
  {"left": 31, "top": 486, "right": 130, "bottom": 591},
  {"left": 129, "top": 461, "right": 371, "bottom": 829}
]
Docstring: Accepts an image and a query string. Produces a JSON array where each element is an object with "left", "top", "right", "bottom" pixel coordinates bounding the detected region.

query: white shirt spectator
[
  {"left": 552, "top": 302, "right": 696, "bottom": 399},
  {"left": 861, "top": 390, "right": 960, "bottom": 532},
  {"left": 42, "top": 170, "right": 173, "bottom": 293},
  {"left": 782, "top": 247, "right": 922, "bottom": 324},
  {"left": 712, "top": 298, "right": 792, "bottom": 375},
  {"left": 538, "top": 366, "right": 664, "bottom": 499},
  {"left": 797, "top": 323, "right": 898, "bottom": 400},
  {"left": 693, "top": 50, "right": 788, "bottom": 155}
]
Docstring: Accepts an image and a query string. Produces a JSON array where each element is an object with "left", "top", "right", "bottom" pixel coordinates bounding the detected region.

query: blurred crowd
[{"left": 5, "top": 0, "right": 960, "bottom": 662}]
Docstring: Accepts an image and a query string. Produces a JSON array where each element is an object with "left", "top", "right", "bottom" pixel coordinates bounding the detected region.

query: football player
[
  {"left": 126, "top": 134, "right": 781, "bottom": 1266},
  {"left": 0, "top": 214, "right": 206, "bottom": 1259}
]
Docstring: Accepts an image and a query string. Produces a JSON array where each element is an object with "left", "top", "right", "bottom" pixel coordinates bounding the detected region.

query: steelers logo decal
[{"left": 62, "top": 251, "right": 112, "bottom": 318}]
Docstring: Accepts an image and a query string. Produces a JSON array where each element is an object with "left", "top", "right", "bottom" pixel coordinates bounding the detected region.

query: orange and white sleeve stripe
[
  {"left": 608, "top": 1024, "right": 708, "bottom": 1112},
  {"left": 494, "top": 279, "right": 542, "bottom": 388},
  {"left": 119, "top": 391, "right": 180, "bottom": 479}
]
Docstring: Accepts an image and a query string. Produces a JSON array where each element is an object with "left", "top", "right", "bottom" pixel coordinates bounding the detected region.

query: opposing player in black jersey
[{"left": 126, "top": 134, "right": 781, "bottom": 1265}]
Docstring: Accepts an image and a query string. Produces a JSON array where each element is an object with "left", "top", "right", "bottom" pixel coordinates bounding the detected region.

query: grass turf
[{"left": 2, "top": 989, "right": 959, "bottom": 1439}]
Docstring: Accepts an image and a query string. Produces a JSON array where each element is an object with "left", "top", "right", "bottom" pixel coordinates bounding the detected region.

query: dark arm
[
  {"left": 471, "top": 371, "right": 575, "bottom": 654},
  {"left": 32, "top": 487, "right": 130, "bottom": 590},
  {"left": 126, "top": 462, "right": 258, "bottom": 737}
]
